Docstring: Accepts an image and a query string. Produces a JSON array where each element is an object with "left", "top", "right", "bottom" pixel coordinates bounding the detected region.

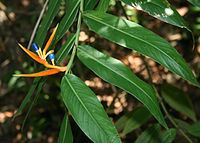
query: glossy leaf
[
  {"left": 96, "top": 0, "right": 110, "bottom": 13},
  {"left": 121, "top": 0, "right": 189, "bottom": 29},
  {"left": 83, "top": 11, "right": 199, "bottom": 87},
  {"left": 135, "top": 124, "right": 176, "bottom": 143},
  {"left": 61, "top": 74, "right": 121, "bottom": 143},
  {"left": 77, "top": 45, "right": 167, "bottom": 128},
  {"left": 122, "top": 107, "right": 151, "bottom": 135},
  {"left": 58, "top": 114, "right": 73, "bottom": 143},
  {"left": 34, "top": 0, "right": 62, "bottom": 47},
  {"left": 54, "top": 0, "right": 80, "bottom": 44},
  {"left": 187, "top": 0, "right": 200, "bottom": 7},
  {"left": 161, "top": 84, "right": 196, "bottom": 121}
]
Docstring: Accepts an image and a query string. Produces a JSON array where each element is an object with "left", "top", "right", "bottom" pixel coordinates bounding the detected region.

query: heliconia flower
[{"left": 13, "top": 25, "right": 67, "bottom": 77}]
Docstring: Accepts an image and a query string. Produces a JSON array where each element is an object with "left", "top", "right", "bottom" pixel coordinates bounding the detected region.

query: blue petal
[{"left": 32, "top": 43, "right": 39, "bottom": 52}]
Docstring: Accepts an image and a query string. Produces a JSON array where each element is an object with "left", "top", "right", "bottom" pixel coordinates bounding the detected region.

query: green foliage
[
  {"left": 161, "top": 84, "right": 196, "bottom": 121},
  {"left": 58, "top": 114, "right": 73, "bottom": 143},
  {"left": 15, "top": 0, "right": 200, "bottom": 142},
  {"left": 135, "top": 124, "right": 176, "bottom": 143},
  {"left": 61, "top": 74, "right": 121, "bottom": 143},
  {"left": 77, "top": 45, "right": 166, "bottom": 128}
]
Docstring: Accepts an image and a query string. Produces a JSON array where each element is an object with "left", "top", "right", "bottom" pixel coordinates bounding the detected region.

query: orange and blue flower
[{"left": 13, "top": 25, "right": 66, "bottom": 77}]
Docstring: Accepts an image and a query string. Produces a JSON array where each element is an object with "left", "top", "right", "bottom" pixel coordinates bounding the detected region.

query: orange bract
[{"left": 14, "top": 25, "right": 67, "bottom": 77}]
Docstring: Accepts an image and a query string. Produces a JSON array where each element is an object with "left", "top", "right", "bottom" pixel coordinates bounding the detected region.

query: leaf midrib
[
  {"left": 79, "top": 47, "right": 159, "bottom": 114},
  {"left": 84, "top": 13, "right": 185, "bottom": 77},
  {"left": 64, "top": 76, "right": 109, "bottom": 141}
]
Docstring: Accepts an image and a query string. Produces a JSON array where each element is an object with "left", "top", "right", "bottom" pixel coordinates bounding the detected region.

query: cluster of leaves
[{"left": 15, "top": 0, "right": 200, "bottom": 142}]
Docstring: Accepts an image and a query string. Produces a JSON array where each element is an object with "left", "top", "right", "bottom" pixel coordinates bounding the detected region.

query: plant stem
[
  {"left": 65, "top": 0, "right": 83, "bottom": 75},
  {"left": 27, "top": 0, "right": 49, "bottom": 49}
]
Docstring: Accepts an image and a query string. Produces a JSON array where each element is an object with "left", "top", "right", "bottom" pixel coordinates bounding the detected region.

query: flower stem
[{"left": 65, "top": 0, "right": 83, "bottom": 75}]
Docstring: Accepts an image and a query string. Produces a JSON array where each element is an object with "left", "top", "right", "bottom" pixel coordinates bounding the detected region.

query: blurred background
[{"left": 0, "top": 0, "right": 200, "bottom": 142}]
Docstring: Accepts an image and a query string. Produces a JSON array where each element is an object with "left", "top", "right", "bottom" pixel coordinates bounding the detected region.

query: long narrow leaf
[
  {"left": 122, "top": 107, "right": 151, "bottom": 135},
  {"left": 121, "top": 0, "right": 189, "bottom": 29},
  {"left": 61, "top": 74, "right": 121, "bottom": 143},
  {"left": 54, "top": 0, "right": 80, "bottom": 44},
  {"left": 135, "top": 124, "right": 176, "bottom": 143},
  {"left": 58, "top": 114, "right": 73, "bottom": 143},
  {"left": 96, "top": 0, "right": 110, "bottom": 13},
  {"left": 84, "top": 0, "right": 99, "bottom": 10},
  {"left": 77, "top": 45, "right": 167, "bottom": 128},
  {"left": 161, "top": 84, "right": 196, "bottom": 121},
  {"left": 34, "top": 0, "right": 62, "bottom": 47},
  {"left": 83, "top": 11, "right": 199, "bottom": 87},
  {"left": 56, "top": 34, "right": 76, "bottom": 64},
  {"left": 13, "top": 77, "right": 41, "bottom": 118},
  {"left": 187, "top": 0, "right": 200, "bottom": 7}
]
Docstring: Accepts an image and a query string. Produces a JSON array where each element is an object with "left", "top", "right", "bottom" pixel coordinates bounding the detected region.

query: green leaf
[
  {"left": 13, "top": 77, "right": 41, "bottom": 118},
  {"left": 34, "top": 0, "right": 62, "bottom": 47},
  {"left": 84, "top": 0, "right": 99, "bottom": 10},
  {"left": 83, "top": 11, "right": 199, "bottom": 87},
  {"left": 135, "top": 124, "right": 176, "bottom": 143},
  {"left": 121, "top": 0, "right": 189, "bottom": 29},
  {"left": 21, "top": 78, "right": 47, "bottom": 130},
  {"left": 77, "top": 45, "right": 167, "bottom": 128},
  {"left": 56, "top": 34, "right": 76, "bottom": 64},
  {"left": 175, "top": 119, "right": 200, "bottom": 138},
  {"left": 122, "top": 106, "right": 151, "bottom": 135},
  {"left": 61, "top": 74, "right": 121, "bottom": 143},
  {"left": 135, "top": 124, "right": 161, "bottom": 143},
  {"left": 54, "top": 0, "right": 80, "bottom": 44},
  {"left": 96, "top": 0, "right": 110, "bottom": 13},
  {"left": 160, "top": 129, "right": 176, "bottom": 143},
  {"left": 187, "top": 0, "right": 200, "bottom": 7},
  {"left": 115, "top": 106, "right": 151, "bottom": 135},
  {"left": 58, "top": 114, "right": 73, "bottom": 143},
  {"left": 161, "top": 84, "right": 196, "bottom": 121}
]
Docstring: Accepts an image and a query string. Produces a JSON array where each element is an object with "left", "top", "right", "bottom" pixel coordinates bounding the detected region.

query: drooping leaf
[
  {"left": 58, "top": 114, "right": 73, "bottom": 143},
  {"left": 83, "top": 11, "right": 199, "bottom": 87},
  {"left": 96, "top": 0, "right": 110, "bottom": 13},
  {"left": 34, "top": 0, "right": 62, "bottom": 47},
  {"left": 161, "top": 84, "right": 196, "bottom": 121},
  {"left": 187, "top": 0, "right": 200, "bottom": 7},
  {"left": 77, "top": 45, "right": 167, "bottom": 128},
  {"left": 122, "top": 106, "right": 151, "bottom": 135},
  {"left": 53, "top": 0, "right": 80, "bottom": 44},
  {"left": 135, "top": 124, "right": 176, "bottom": 143},
  {"left": 121, "top": 0, "right": 189, "bottom": 29},
  {"left": 61, "top": 74, "right": 121, "bottom": 143}
]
